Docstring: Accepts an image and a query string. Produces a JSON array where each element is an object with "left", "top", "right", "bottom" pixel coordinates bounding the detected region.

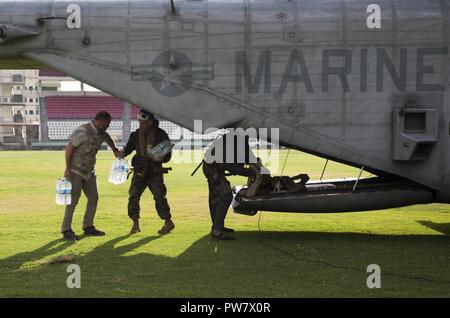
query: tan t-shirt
[{"left": 69, "top": 122, "right": 110, "bottom": 180}]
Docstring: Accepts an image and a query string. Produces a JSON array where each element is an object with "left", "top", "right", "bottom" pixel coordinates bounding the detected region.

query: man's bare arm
[
  {"left": 106, "top": 135, "right": 122, "bottom": 158},
  {"left": 64, "top": 142, "right": 75, "bottom": 178}
]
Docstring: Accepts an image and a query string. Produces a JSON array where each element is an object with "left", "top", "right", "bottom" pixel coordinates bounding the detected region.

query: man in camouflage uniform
[
  {"left": 202, "top": 133, "right": 259, "bottom": 240},
  {"left": 123, "top": 110, "right": 175, "bottom": 235},
  {"left": 62, "top": 111, "right": 121, "bottom": 241}
]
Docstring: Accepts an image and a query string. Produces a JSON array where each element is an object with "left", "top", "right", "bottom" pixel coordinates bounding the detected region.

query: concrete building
[
  {"left": 0, "top": 70, "right": 41, "bottom": 148},
  {"left": 0, "top": 70, "right": 40, "bottom": 122}
]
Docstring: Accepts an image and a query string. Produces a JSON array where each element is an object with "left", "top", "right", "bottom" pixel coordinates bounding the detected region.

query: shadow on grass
[
  {"left": 81, "top": 234, "right": 162, "bottom": 258},
  {"left": 2, "top": 230, "right": 449, "bottom": 269},
  {"left": 0, "top": 239, "right": 75, "bottom": 270},
  {"left": 417, "top": 221, "right": 450, "bottom": 236},
  {"left": 0, "top": 231, "right": 449, "bottom": 296},
  {"left": 0, "top": 235, "right": 161, "bottom": 270}
]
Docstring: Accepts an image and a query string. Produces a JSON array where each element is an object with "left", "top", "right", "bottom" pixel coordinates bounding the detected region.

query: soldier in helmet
[
  {"left": 202, "top": 133, "right": 262, "bottom": 240},
  {"left": 122, "top": 110, "right": 175, "bottom": 235}
]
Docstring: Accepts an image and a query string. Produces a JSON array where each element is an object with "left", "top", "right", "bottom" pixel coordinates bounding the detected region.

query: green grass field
[{"left": 0, "top": 150, "right": 449, "bottom": 297}]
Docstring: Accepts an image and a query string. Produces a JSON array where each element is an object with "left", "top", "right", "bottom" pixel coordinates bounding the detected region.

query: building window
[
  {"left": 42, "top": 87, "right": 57, "bottom": 91},
  {"left": 12, "top": 74, "right": 23, "bottom": 82},
  {"left": 16, "top": 86, "right": 21, "bottom": 90},
  {"left": 29, "top": 86, "right": 33, "bottom": 91},
  {"left": 36, "top": 98, "right": 39, "bottom": 103},
  {"left": 3, "top": 98, "right": 8, "bottom": 103},
  {"left": 29, "top": 98, "right": 33, "bottom": 103},
  {"left": 29, "top": 110, "right": 34, "bottom": 115},
  {"left": 11, "top": 95, "right": 23, "bottom": 103}
]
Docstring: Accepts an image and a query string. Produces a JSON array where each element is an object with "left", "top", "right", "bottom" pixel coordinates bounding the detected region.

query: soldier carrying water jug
[{"left": 121, "top": 110, "right": 175, "bottom": 236}]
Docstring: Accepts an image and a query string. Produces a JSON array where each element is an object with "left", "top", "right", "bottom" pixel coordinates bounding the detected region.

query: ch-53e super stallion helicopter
[{"left": 1, "top": 0, "right": 449, "bottom": 215}]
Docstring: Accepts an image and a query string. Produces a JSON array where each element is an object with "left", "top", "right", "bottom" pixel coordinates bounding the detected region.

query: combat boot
[
  {"left": 130, "top": 220, "right": 141, "bottom": 235},
  {"left": 212, "top": 230, "right": 235, "bottom": 241},
  {"left": 211, "top": 226, "right": 235, "bottom": 233},
  {"left": 158, "top": 219, "right": 175, "bottom": 235}
]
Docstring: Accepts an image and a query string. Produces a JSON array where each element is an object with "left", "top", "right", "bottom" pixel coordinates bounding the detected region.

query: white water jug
[
  {"left": 56, "top": 178, "right": 72, "bottom": 205},
  {"left": 147, "top": 140, "right": 173, "bottom": 161},
  {"left": 109, "top": 159, "right": 130, "bottom": 185}
]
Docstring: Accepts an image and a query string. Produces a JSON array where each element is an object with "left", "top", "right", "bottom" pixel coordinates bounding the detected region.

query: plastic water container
[
  {"left": 109, "top": 159, "right": 130, "bottom": 185},
  {"left": 56, "top": 178, "right": 72, "bottom": 205},
  {"left": 147, "top": 140, "right": 173, "bottom": 161}
]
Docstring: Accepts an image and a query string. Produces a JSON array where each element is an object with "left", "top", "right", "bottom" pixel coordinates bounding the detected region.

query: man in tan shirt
[{"left": 61, "top": 111, "right": 121, "bottom": 241}]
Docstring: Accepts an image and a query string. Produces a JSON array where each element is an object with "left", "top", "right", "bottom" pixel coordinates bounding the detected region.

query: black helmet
[{"left": 138, "top": 110, "right": 155, "bottom": 121}]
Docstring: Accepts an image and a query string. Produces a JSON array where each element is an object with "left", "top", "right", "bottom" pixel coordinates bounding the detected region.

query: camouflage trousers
[
  {"left": 203, "top": 163, "right": 233, "bottom": 232},
  {"left": 207, "top": 183, "right": 233, "bottom": 232},
  {"left": 128, "top": 173, "right": 171, "bottom": 221}
]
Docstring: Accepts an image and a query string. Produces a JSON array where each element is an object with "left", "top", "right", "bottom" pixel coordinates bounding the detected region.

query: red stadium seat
[{"left": 46, "top": 96, "right": 125, "bottom": 119}]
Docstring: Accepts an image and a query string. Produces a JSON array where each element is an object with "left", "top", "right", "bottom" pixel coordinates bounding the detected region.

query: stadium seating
[
  {"left": 44, "top": 96, "right": 226, "bottom": 143},
  {"left": 48, "top": 120, "right": 123, "bottom": 140},
  {"left": 131, "top": 106, "right": 141, "bottom": 119},
  {"left": 130, "top": 120, "right": 182, "bottom": 140},
  {"left": 46, "top": 96, "right": 124, "bottom": 119}
]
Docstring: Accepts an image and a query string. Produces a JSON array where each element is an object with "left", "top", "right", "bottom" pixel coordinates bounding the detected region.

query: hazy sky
[{"left": 59, "top": 81, "right": 100, "bottom": 92}]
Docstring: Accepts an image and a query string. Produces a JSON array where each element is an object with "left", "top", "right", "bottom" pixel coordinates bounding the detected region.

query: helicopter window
[{"left": 404, "top": 112, "right": 426, "bottom": 132}]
